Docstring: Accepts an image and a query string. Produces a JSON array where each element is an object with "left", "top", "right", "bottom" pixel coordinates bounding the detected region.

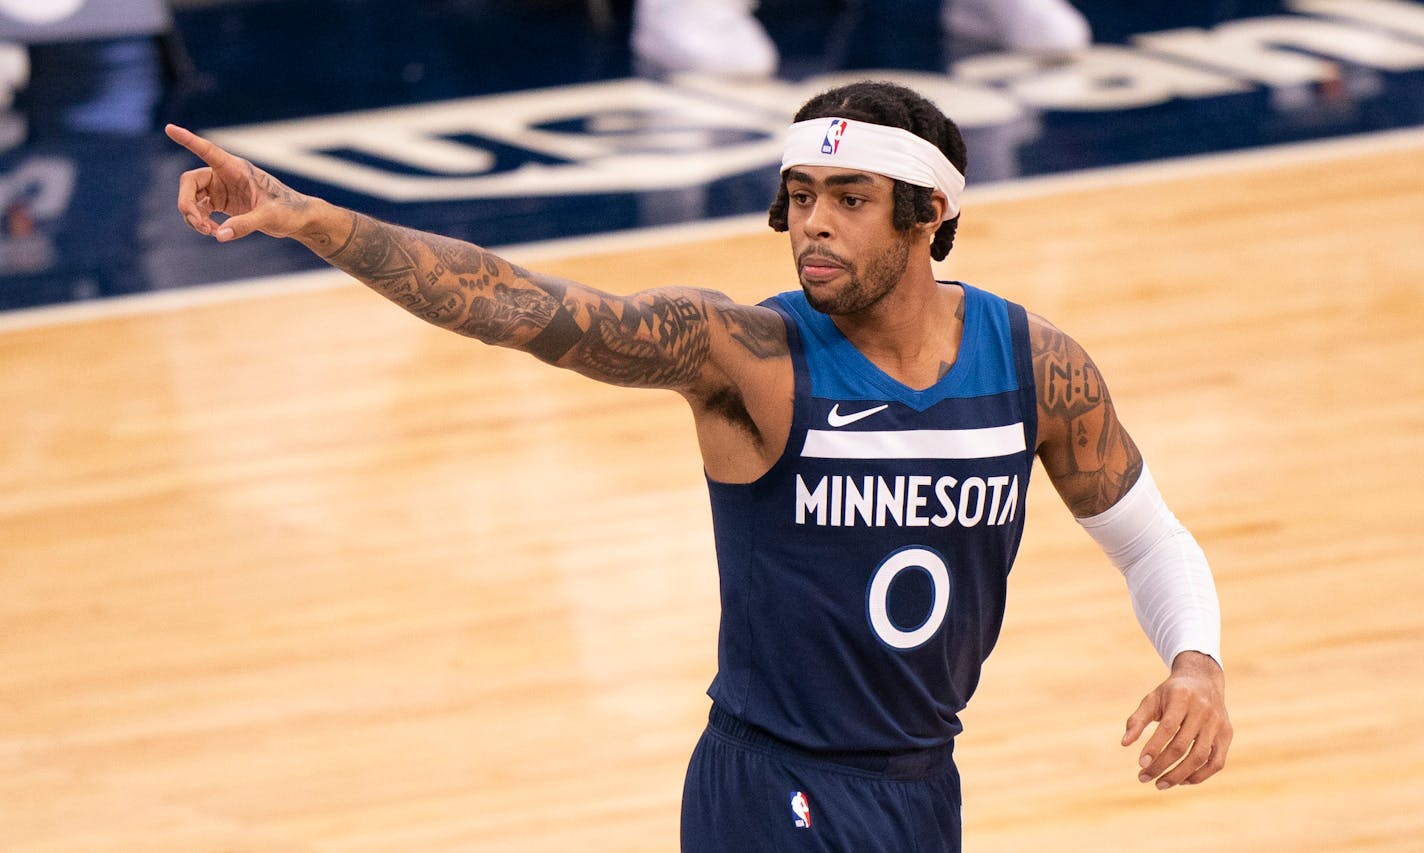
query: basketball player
[{"left": 167, "top": 80, "right": 1230, "bottom": 851}]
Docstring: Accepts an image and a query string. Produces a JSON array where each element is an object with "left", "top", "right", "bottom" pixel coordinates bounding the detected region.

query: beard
[{"left": 799, "top": 233, "right": 914, "bottom": 316}]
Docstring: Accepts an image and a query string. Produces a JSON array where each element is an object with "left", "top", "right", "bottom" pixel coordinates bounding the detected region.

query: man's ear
[
  {"left": 927, "top": 190, "right": 950, "bottom": 227},
  {"left": 915, "top": 190, "right": 949, "bottom": 241}
]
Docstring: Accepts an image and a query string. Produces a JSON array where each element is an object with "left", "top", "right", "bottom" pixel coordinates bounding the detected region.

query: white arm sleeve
[{"left": 1076, "top": 466, "right": 1222, "bottom": 669}]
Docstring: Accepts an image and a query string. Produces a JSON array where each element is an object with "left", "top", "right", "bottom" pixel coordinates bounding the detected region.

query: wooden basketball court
[{"left": 3, "top": 129, "right": 1422, "bottom": 851}]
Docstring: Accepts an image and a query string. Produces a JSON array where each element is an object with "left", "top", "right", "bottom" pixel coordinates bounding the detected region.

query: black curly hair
[{"left": 768, "top": 80, "right": 968, "bottom": 262}]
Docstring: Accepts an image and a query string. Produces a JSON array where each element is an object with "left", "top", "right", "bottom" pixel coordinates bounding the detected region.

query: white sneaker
[
  {"left": 631, "top": 0, "right": 779, "bottom": 77},
  {"left": 943, "top": 0, "right": 1091, "bottom": 53}
]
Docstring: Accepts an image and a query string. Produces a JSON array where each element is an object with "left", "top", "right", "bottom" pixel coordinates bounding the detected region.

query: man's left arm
[{"left": 1029, "top": 313, "right": 1232, "bottom": 790}]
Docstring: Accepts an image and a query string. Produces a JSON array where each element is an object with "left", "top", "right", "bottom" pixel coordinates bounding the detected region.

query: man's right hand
[{"left": 167, "top": 123, "right": 318, "bottom": 243}]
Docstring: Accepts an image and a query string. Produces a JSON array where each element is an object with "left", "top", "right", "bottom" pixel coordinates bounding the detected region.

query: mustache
[{"left": 797, "top": 248, "right": 850, "bottom": 267}]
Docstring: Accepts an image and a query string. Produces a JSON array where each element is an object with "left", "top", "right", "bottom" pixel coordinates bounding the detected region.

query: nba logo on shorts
[
  {"left": 820, "top": 119, "right": 846, "bottom": 155},
  {"left": 790, "top": 791, "right": 812, "bottom": 828}
]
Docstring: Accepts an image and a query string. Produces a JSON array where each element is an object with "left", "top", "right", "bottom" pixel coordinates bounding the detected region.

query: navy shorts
[{"left": 681, "top": 706, "right": 962, "bottom": 852}]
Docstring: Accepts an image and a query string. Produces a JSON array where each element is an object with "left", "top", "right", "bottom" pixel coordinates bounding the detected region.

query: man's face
[{"left": 784, "top": 166, "right": 915, "bottom": 317}]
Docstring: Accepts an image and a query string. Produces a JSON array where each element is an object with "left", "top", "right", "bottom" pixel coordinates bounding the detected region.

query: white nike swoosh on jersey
[{"left": 826, "top": 403, "right": 890, "bottom": 428}]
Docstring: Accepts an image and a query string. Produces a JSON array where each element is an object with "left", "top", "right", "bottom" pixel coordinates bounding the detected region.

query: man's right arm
[
  {"left": 302, "top": 203, "right": 729, "bottom": 391},
  {"left": 168, "top": 124, "right": 774, "bottom": 397}
]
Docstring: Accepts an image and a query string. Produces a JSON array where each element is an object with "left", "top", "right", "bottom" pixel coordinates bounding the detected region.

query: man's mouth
[{"left": 799, "top": 253, "right": 846, "bottom": 283}]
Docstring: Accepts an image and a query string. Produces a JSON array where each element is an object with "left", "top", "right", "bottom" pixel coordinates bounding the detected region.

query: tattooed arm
[
  {"left": 167, "top": 124, "right": 795, "bottom": 481},
  {"left": 1028, "top": 312, "right": 1143, "bottom": 517},
  {"left": 166, "top": 124, "right": 792, "bottom": 402},
  {"left": 305, "top": 209, "right": 727, "bottom": 389}
]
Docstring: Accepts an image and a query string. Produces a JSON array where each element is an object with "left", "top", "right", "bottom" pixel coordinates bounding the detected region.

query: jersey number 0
[{"left": 867, "top": 546, "right": 951, "bottom": 650}]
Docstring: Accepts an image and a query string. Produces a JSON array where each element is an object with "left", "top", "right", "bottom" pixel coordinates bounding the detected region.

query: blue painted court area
[{"left": 2, "top": 0, "right": 1424, "bottom": 310}]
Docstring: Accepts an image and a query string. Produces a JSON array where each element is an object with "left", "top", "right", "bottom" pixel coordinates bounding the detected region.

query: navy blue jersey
[{"left": 705, "top": 283, "right": 1039, "bottom": 752}]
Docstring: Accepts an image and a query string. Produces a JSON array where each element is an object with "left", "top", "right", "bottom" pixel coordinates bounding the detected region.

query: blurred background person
[
  {"left": 630, "top": 0, "right": 780, "bottom": 77},
  {"left": 629, "top": 0, "right": 1091, "bottom": 77}
]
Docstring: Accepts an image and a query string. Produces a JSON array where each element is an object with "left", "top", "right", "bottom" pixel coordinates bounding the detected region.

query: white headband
[{"left": 780, "top": 117, "right": 965, "bottom": 221}]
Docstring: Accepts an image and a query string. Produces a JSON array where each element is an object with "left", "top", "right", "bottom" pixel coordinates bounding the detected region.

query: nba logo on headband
[{"left": 820, "top": 119, "right": 847, "bottom": 155}]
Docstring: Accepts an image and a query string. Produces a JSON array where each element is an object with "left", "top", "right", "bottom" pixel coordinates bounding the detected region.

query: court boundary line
[{"left": 3, "top": 124, "right": 1422, "bottom": 334}]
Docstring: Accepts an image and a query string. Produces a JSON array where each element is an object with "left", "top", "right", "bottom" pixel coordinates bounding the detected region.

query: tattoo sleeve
[
  {"left": 1031, "top": 317, "right": 1143, "bottom": 516},
  {"left": 321, "top": 212, "right": 736, "bottom": 390},
  {"left": 715, "top": 300, "right": 789, "bottom": 360}
]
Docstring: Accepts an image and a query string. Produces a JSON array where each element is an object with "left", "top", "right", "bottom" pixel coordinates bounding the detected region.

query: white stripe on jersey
[{"left": 801, "top": 423, "right": 1027, "bottom": 460}]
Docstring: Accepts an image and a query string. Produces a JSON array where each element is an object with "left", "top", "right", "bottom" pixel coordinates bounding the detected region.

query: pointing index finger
[{"left": 165, "top": 123, "right": 232, "bottom": 169}]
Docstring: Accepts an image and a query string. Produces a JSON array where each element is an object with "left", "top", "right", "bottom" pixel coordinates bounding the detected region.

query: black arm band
[{"left": 524, "top": 299, "right": 583, "bottom": 365}]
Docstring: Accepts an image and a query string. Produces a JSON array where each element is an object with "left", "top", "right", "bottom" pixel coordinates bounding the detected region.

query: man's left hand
[{"left": 1122, "top": 650, "right": 1232, "bottom": 789}]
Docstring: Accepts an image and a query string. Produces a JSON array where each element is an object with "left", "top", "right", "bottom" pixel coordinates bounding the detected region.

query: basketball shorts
[{"left": 680, "top": 706, "right": 962, "bottom": 852}]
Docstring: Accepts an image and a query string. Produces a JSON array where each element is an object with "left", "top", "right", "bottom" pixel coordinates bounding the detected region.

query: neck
[{"left": 832, "top": 272, "right": 965, "bottom": 390}]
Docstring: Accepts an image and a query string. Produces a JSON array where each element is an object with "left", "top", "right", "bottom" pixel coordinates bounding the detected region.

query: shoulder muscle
[{"left": 1029, "top": 312, "right": 1143, "bottom": 517}]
